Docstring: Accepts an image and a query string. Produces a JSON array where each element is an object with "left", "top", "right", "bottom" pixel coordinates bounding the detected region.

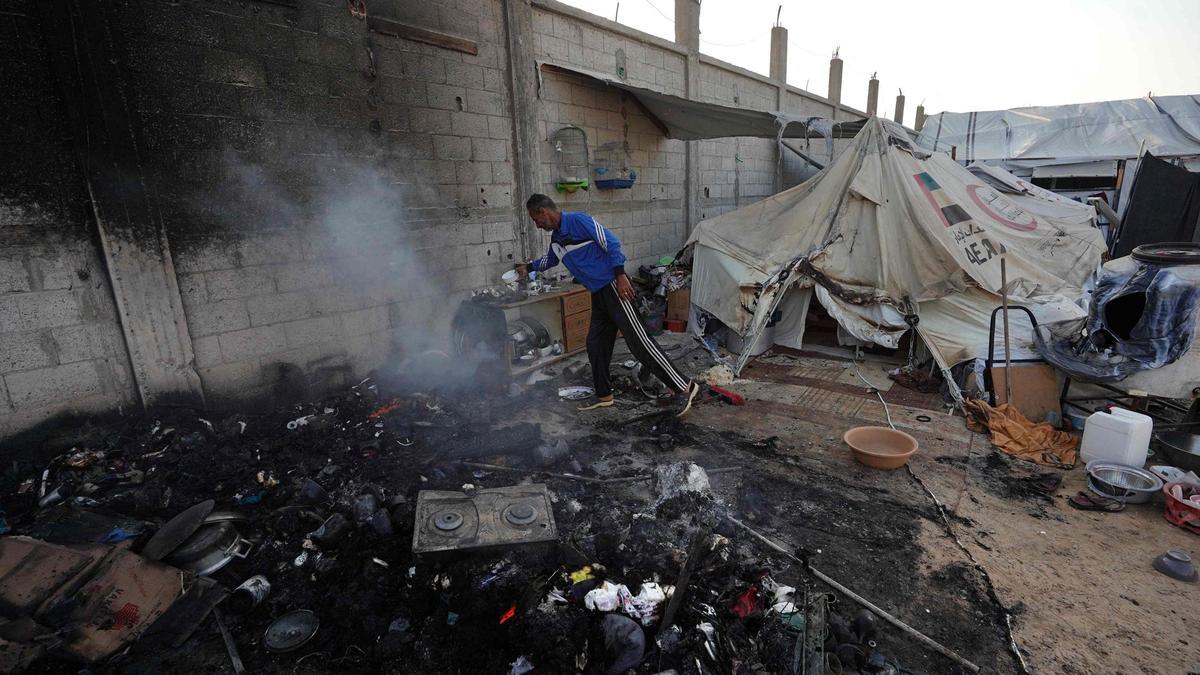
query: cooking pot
[
  {"left": 166, "top": 520, "right": 252, "bottom": 576},
  {"left": 1153, "top": 430, "right": 1200, "bottom": 473}
]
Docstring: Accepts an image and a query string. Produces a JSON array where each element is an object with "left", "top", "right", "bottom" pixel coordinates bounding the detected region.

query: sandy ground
[{"left": 662, "top": 345, "right": 1199, "bottom": 674}]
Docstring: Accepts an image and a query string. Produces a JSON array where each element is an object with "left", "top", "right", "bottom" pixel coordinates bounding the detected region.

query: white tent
[{"left": 686, "top": 118, "right": 1107, "bottom": 399}]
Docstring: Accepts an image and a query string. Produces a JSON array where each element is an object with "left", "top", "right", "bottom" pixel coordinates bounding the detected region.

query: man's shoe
[{"left": 673, "top": 381, "right": 701, "bottom": 417}]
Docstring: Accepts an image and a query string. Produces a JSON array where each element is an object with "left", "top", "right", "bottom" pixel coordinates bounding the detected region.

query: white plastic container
[{"left": 1080, "top": 408, "right": 1153, "bottom": 467}]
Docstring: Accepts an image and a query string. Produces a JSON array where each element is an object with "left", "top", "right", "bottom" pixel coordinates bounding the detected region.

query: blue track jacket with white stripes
[{"left": 527, "top": 211, "right": 626, "bottom": 292}]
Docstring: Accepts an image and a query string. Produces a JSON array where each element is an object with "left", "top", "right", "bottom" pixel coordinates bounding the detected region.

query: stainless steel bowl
[{"left": 1085, "top": 462, "right": 1164, "bottom": 504}]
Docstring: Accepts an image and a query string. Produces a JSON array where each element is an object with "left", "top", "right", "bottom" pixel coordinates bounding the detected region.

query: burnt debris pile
[{"left": 1, "top": 375, "right": 931, "bottom": 674}]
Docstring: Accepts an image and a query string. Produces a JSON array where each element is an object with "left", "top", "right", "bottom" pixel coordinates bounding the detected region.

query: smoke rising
[{"left": 204, "top": 146, "right": 504, "bottom": 396}]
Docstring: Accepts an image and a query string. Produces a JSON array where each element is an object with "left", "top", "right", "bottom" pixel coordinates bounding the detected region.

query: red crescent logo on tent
[{"left": 966, "top": 184, "right": 1038, "bottom": 232}]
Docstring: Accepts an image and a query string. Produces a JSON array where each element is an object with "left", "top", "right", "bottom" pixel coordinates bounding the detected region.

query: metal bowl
[
  {"left": 1154, "top": 431, "right": 1200, "bottom": 473},
  {"left": 1152, "top": 549, "right": 1198, "bottom": 582},
  {"left": 1085, "top": 461, "right": 1164, "bottom": 504},
  {"left": 264, "top": 610, "right": 320, "bottom": 653}
]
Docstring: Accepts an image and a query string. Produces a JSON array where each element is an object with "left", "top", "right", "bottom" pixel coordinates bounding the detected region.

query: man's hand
[
  {"left": 614, "top": 274, "right": 635, "bottom": 301},
  {"left": 514, "top": 263, "right": 529, "bottom": 280}
]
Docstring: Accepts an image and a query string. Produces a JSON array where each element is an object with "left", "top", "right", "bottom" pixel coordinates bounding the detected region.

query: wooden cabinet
[
  {"left": 562, "top": 288, "right": 591, "bottom": 353},
  {"left": 500, "top": 285, "right": 592, "bottom": 375}
]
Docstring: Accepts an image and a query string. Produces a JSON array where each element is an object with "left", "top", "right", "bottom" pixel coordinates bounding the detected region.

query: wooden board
[
  {"left": 667, "top": 288, "right": 690, "bottom": 322},
  {"left": 991, "top": 363, "right": 1062, "bottom": 422},
  {"left": 366, "top": 16, "right": 479, "bottom": 55}
]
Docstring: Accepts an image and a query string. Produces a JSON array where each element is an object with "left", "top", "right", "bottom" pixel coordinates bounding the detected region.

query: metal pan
[{"left": 1154, "top": 430, "right": 1200, "bottom": 473}]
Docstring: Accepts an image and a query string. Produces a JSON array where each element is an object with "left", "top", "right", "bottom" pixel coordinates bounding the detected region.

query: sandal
[
  {"left": 1068, "top": 491, "right": 1125, "bottom": 512},
  {"left": 1032, "top": 473, "right": 1063, "bottom": 495},
  {"left": 578, "top": 399, "right": 615, "bottom": 411}
]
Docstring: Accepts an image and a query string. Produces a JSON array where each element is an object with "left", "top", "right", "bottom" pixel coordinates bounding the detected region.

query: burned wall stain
[{"left": 0, "top": 0, "right": 139, "bottom": 440}]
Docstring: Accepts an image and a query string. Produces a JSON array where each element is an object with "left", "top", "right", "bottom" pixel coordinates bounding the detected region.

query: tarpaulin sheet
[
  {"left": 1111, "top": 153, "right": 1200, "bottom": 256},
  {"left": 915, "top": 95, "right": 1200, "bottom": 163},
  {"left": 1037, "top": 256, "right": 1200, "bottom": 382},
  {"left": 537, "top": 61, "right": 867, "bottom": 141},
  {"left": 685, "top": 117, "right": 1106, "bottom": 379}
]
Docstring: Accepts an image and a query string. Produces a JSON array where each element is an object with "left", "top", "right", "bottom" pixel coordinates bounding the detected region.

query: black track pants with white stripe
[{"left": 587, "top": 281, "right": 690, "bottom": 397}]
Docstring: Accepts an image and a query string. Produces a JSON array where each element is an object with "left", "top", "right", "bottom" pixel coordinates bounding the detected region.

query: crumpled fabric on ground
[
  {"left": 600, "top": 614, "right": 645, "bottom": 675},
  {"left": 965, "top": 399, "right": 1078, "bottom": 468}
]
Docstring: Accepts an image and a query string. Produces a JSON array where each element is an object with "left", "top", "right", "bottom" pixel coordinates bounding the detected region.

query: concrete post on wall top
[
  {"left": 894, "top": 91, "right": 906, "bottom": 126},
  {"left": 866, "top": 74, "right": 879, "bottom": 116},
  {"left": 915, "top": 104, "right": 927, "bottom": 132},
  {"left": 828, "top": 51, "right": 843, "bottom": 115},
  {"left": 769, "top": 25, "right": 787, "bottom": 193},
  {"left": 675, "top": 0, "right": 700, "bottom": 50},
  {"left": 769, "top": 26, "right": 787, "bottom": 83},
  {"left": 676, "top": 0, "right": 701, "bottom": 232}
]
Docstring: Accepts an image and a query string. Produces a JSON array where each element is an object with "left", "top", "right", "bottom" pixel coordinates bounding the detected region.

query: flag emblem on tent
[{"left": 913, "top": 172, "right": 971, "bottom": 227}]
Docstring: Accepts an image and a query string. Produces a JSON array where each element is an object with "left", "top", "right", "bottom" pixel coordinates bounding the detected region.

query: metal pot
[
  {"left": 1153, "top": 431, "right": 1200, "bottom": 473},
  {"left": 166, "top": 520, "right": 252, "bottom": 576}
]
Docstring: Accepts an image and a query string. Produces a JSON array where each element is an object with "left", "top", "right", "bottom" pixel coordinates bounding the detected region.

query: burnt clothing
[
  {"left": 526, "top": 211, "right": 627, "bottom": 292},
  {"left": 588, "top": 280, "right": 689, "bottom": 397}
]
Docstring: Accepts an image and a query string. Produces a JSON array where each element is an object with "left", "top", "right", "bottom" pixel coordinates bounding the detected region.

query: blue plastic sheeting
[{"left": 1037, "top": 258, "right": 1200, "bottom": 381}]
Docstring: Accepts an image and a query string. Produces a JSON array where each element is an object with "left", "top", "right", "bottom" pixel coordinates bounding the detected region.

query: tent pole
[{"left": 1001, "top": 255, "right": 1013, "bottom": 406}]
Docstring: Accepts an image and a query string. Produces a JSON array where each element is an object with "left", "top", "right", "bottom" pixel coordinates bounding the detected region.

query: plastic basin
[{"left": 844, "top": 426, "right": 919, "bottom": 470}]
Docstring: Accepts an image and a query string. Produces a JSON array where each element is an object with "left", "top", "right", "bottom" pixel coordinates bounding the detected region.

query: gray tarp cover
[
  {"left": 537, "top": 61, "right": 865, "bottom": 141},
  {"left": 916, "top": 95, "right": 1200, "bottom": 163}
]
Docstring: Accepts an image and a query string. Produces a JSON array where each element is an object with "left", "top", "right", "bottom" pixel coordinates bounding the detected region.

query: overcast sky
[{"left": 559, "top": 0, "right": 1200, "bottom": 115}]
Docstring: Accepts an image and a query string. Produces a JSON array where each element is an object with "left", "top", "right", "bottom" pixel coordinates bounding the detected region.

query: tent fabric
[
  {"left": 537, "top": 61, "right": 867, "bottom": 141},
  {"left": 966, "top": 162, "right": 1098, "bottom": 227},
  {"left": 1110, "top": 153, "right": 1200, "bottom": 256},
  {"left": 915, "top": 95, "right": 1200, "bottom": 163},
  {"left": 917, "top": 288, "right": 1087, "bottom": 366},
  {"left": 685, "top": 117, "right": 1106, "bottom": 379}
]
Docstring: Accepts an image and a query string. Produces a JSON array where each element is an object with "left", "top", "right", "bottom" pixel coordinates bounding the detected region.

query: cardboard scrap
[{"left": 0, "top": 537, "right": 187, "bottom": 663}]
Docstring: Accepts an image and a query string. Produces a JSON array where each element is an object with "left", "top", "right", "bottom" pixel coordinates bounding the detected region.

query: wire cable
[
  {"left": 850, "top": 357, "right": 894, "bottom": 429},
  {"left": 641, "top": 0, "right": 672, "bottom": 23}
]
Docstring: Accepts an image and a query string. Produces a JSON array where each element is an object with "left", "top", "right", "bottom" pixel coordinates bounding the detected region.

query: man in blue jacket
[{"left": 517, "top": 194, "right": 700, "bottom": 416}]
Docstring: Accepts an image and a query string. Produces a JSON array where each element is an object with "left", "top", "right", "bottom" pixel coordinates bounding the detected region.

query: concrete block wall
[
  {"left": 529, "top": 3, "right": 867, "bottom": 235},
  {"left": 0, "top": 2, "right": 139, "bottom": 439},
  {"left": 0, "top": 0, "right": 894, "bottom": 440},
  {"left": 532, "top": 7, "right": 687, "bottom": 94},
  {"left": 113, "top": 0, "right": 519, "bottom": 407},
  {"left": 535, "top": 70, "right": 686, "bottom": 269},
  {"left": 696, "top": 61, "right": 777, "bottom": 111}
]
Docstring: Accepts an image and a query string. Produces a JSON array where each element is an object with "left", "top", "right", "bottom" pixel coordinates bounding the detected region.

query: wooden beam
[{"left": 367, "top": 15, "right": 478, "bottom": 55}]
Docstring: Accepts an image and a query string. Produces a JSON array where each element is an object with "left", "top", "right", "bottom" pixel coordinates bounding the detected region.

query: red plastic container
[
  {"left": 1163, "top": 481, "right": 1200, "bottom": 535},
  {"left": 664, "top": 319, "right": 686, "bottom": 332}
]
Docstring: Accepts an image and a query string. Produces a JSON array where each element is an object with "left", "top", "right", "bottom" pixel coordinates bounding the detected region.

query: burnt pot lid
[{"left": 167, "top": 521, "right": 237, "bottom": 564}]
